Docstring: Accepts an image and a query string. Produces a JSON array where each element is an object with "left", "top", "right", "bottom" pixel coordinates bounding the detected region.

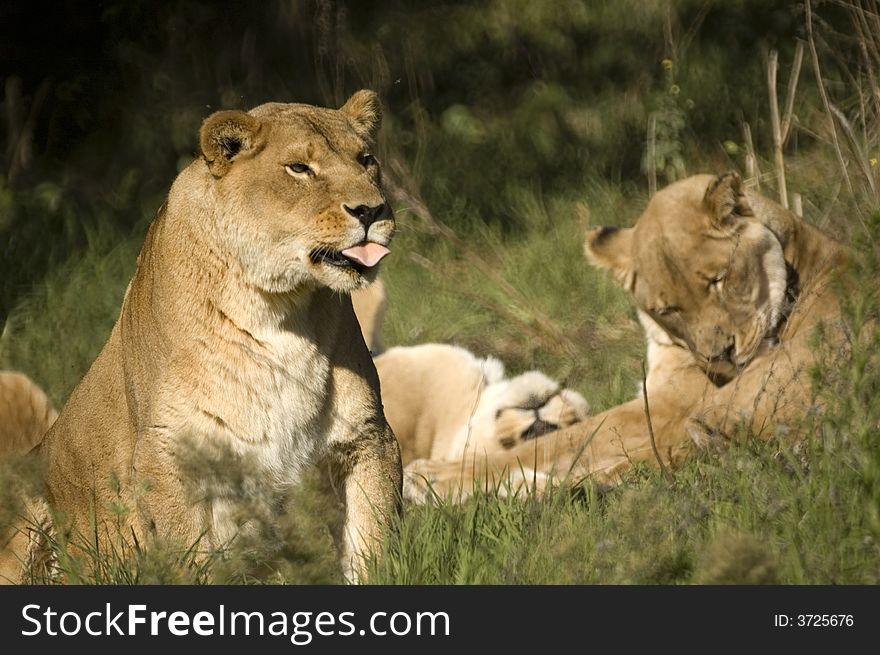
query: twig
[
  {"left": 767, "top": 49, "right": 789, "bottom": 209},
  {"left": 792, "top": 192, "right": 804, "bottom": 218},
  {"left": 781, "top": 41, "right": 805, "bottom": 147},
  {"left": 741, "top": 120, "right": 761, "bottom": 189},
  {"left": 679, "top": 0, "right": 713, "bottom": 56},
  {"left": 641, "top": 360, "right": 673, "bottom": 484},
  {"left": 828, "top": 101, "right": 879, "bottom": 199},
  {"left": 647, "top": 113, "right": 657, "bottom": 197},
  {"left": 806, "top": 0, "right": 861, "bottom": 222},
  {"left": 384, "top": 159, "right": 445, "bottom": 235},
  {"left": 4, "top": 77, "right": 50, "bottom": 184},
  {"left": 849, "top": 2, "right": 880, "bottom": 118},
  {"left": 663, "top": 8, "right": 676, "bottom": 64}
]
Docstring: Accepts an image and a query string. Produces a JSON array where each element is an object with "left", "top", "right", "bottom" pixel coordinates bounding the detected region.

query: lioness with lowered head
[
  {"left": 404, "top": 172, "right": 847, "bottom": 500},
  {"left": 2, "top": 90, "right": 402, "bottom": 583}
]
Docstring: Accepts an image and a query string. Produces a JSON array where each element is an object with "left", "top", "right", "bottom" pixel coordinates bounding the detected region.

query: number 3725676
[{"left": 774, "top": 614, "right": 854, "bottom": 627}]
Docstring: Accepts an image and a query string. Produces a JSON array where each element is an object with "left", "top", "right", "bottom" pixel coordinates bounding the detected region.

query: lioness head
[
  {"left": 195, "top": 89, "right": 393, "bottom": 294},
  {"left": 585, "top": 172, "right": 790, "bottom": 383},
  {"left": 487, "top": 371, "right": 590, "bottom": 448},
  {"left": 463, "top": 363, "right": 590, "bottom": 454}
]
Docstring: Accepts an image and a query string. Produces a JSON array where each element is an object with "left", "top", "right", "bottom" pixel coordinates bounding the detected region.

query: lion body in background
[
  {"left": 0, "top": 372, "right": 57, "bottom": 458},
  {"left": 351, "top": 279, "right": 388, "bottom": 355},
  {"left": 375, "top": 343, "right": 588, "bottom": 465},
  {"left": 404, "top": 173, "right": 848, "bottom": 500},
  {"left": 1, "top": 91, "right": 402, "bottom": 583}
]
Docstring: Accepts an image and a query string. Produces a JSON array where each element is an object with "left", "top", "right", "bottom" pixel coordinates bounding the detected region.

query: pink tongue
[{"left": 341, "top": 242, "right": 390, "bottom": 268}]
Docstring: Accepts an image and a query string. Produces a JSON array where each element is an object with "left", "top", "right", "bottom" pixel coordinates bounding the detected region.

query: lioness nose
[
  {"left": 709, "top": 344, "right": 735, "bottom": 362},
  {"left": 521, "top": 419, "right": 557, "bottom": 441},
  {"left": 343, "top": 203, "right": 389, "bottom": 230}
]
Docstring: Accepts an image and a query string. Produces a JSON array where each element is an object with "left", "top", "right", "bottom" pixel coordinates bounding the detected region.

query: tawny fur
[
  {"left": 374, "top": 344, "right": 588, "bottom": 466},
  {"left": 404, "top": 173, "right": 847, "bottom": 501},
  {"left": 0, "top": 372, "right": 57, "bottom": 458},
  {"left": 1, "top": 91, "right": 402, "bottom": 583},
  {"left": 0, "top": 373, "right": 57, "bottom": 583},
  {"left": 351, "top": 279, "right": 388, "bottom": 355}
]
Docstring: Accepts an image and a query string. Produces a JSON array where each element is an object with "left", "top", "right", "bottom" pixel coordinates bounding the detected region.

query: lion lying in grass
[
  {"left": 374, "top": 344, "right": 589, "bottom": 464},
  {"left": 0, "top": 372, "right": 56, "bottom": 458},
  {"left": 404, "top": 172, "right": 847, "bottom": 501},
  {"left": 1, "top": 90, "right": 402, "bottom": 583}
]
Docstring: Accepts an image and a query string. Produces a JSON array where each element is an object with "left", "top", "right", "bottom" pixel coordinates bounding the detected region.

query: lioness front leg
[
  {"left": 329, "top": 427, "right": 402, "bottom": 583},
  {"left": 403, "top": 382, "right": 703, "bottom": 502},
  {"left": 689, "top": 344, "right": 812, "bottom": 442}
]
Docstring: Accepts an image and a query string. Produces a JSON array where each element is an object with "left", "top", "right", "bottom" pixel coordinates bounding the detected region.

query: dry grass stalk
[
  {"left": 828, "top": 102, "right": 879, "bottom": 200},
  {"left": 806, "top": 0, "right": 860, "bottom": 218},
  {"left": 792, "top": 192, "right": 804, "bottom": 217},
  {"left": 3, "top": 77, "right": 50, "bottom": 185},
  {"left": 641, "top": 361, "right": 673, "bottom": 484},
  {"left": 741, "top": 120, "right": 761, "bottom": 189},
  {"left": 647, "top": 113, "right": 658, "bottom": 197},
  {"left": 848, "top": 0, "right": 880, "bottom": 118},
  {"left": 767, "top": 49, "right": 789, "bottom": 209},
  {"left": 781, "top": 41, "right": 805, "bottom": 147}
]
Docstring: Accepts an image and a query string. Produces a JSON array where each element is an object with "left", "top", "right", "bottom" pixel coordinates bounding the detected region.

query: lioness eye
[
  {"left": 709, "top": 273, "right": 726, "bottom": 290},
  {"left": 358, "top": 153, "right": 377, "bottom": 168},
  {"left": 285, "top": 163, "right": 313, "bottom": 176},
  {"left": 655, "top": 306, "right": 679, "bottom": 316}
]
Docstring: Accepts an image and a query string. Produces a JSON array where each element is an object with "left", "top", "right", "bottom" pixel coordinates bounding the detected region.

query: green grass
[
  {"left": 365, "top": 228, "right": 880, "bottom": 584},
  {"left": 1, "top": 0, "right": 878, "bottom": 586},
  {"left": 369, "top": 434, "right": 878, "bottom": 585},
  {"left": 382, "top": 181, "right": 647, "bottom": 412},
  {"left": 1, "top": 181, "right": 877, "bottom": 585},
  {"left": 0, "top": 221, "right": 142, "bottom": 406}
]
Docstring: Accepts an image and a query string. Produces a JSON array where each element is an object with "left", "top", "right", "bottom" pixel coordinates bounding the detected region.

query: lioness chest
[{"left": 156, "top": 317, "right": 337, "bottom": 491}]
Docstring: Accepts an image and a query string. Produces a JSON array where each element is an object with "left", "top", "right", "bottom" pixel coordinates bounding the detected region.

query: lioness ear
[
  {"left": 584, "top": 226, "right": 635, "bottom": 289},
  {"left": 199, "top": 110, "right": 262, "bottom": 177},
  {"left": 703, "top": 171, "right": 753, "bottom": 228},
  {"left": 340, "top": 89, "right": 382, "bottom": 142}
]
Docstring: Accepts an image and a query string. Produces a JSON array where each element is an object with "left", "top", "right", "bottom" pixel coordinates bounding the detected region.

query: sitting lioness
[
  {"left": 404, "top": 172, "right": 847, "bottom": 500},
  {"left": 2, "top": 90, "right": 402, "bottom": 582},
  {"left": 0, "top": 371, "right": 57, "bottom": 458},
  {"left": 375, "top": 344, "right": 589, "bottom": 464}
]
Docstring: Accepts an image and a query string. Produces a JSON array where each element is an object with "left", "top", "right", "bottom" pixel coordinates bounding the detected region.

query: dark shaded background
[{"left": 1, "top": 0, "right": 855, "bottom": 320}]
